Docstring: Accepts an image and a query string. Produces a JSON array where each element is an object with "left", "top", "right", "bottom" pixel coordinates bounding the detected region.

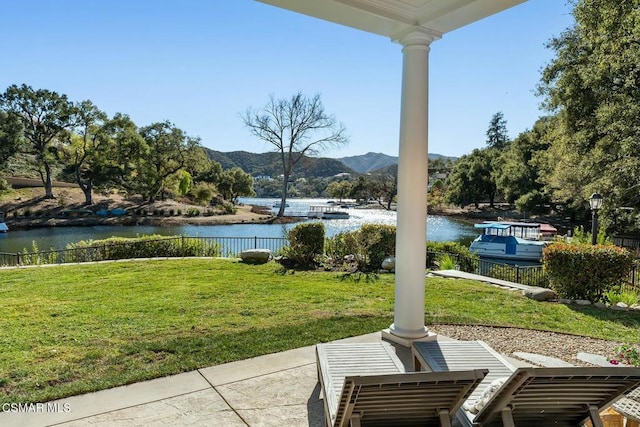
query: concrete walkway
[
  {"left": 0, "top": 331, "right": 532, "bottom": 427},
  {"left": 0, "top": 333, "right": 397, "bottom": 427}
]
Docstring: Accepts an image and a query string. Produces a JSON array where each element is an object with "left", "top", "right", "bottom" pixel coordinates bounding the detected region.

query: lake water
[{"left": 0, "top": 198, "right": 478, "bottom": 253}]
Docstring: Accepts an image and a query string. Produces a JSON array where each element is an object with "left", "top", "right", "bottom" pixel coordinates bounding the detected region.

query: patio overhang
[
  {"left": 255, "top": 0, "right": 527, "bottom": 41},
  {"left": 255, "top": 0, "right": 528, "bottom": 344}
]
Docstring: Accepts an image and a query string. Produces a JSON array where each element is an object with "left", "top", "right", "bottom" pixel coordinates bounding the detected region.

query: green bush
[
  {"left": 325, "top": 231, "right": 360, "bottom": 265},
  {"left": 543, "top": 243, "right": 635, "bottom": 302},
  {"left": 222, "top": 202, "right": 236, "bottom": 214},
  {"left": 426, "top": 241, "right": 477, "bottom": 272},
  {"left": 65, "top": 235, "right": 220, "bottom": 262},
  {"left": 604, "top": 289, "right": 639, "bottom": 306},
  {"left": 358, "top": 224, "right": 396, "bottom": 270},
  {"left": 186, "top": 208, "right": 200, "bottom": 217},
  {"left": 282, "top": 222, "right": 325, "bottom": 268}
]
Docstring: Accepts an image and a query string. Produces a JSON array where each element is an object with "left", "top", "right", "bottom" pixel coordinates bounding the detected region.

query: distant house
[
  {"left": 253, "top": 175, "right": 272, "bottom": 181},
  {"left": 333, "top": 172, "right": 351, "bottom": 179}
]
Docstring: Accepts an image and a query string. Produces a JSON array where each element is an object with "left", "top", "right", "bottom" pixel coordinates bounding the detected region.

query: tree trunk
[
  {"left": 82, "top": 180, "right": 93, "bottom": 205},
  {"left": 278, "top": 173, "right": 289, "bottom": 217},
  {"left": 43, "top": 161, "right": 55, "bottom": 199}
]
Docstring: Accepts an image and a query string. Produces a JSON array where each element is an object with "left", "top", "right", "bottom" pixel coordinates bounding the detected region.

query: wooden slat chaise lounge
[
  {"left": 316, "top": 342, "right": 488, "bottom": 427},
  {"left": 413, "top": 340, "right": 640, "bottom": 427}
]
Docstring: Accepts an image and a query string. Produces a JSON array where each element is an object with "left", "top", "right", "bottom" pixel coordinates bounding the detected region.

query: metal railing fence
[{"left": 0, "top": 236, "right": 288, "bottom": 267}]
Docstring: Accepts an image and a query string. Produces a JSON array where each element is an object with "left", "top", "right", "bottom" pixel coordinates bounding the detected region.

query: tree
[
  {"left": 0, "top": 84, "right": 76, "bottom": 198},
  {"left": 136, "top": 121, "right": 200, "bottom": 202},
  {"left": 63, "top": 100, "right": 108, "bottom": 205},
  {"left": 445, "top": 149, "right": 497, "bottom": 208},
  {"left": 243, "top": 92, "right": 348, "bottom": 216},
  {"left": 0, "top": 110, "right": 23, "bottom": 167},
  {"left": 538, "top": 0, "right": 640, "bottom": 233},
  {"left": 217, "top": 167, "right": 255, "bottom": 203},
  {"left": 486, "top": 111, "right": 510, "bottom": 150},
  {"left": 494, "top": 117, "right": 554, "bottom": 208},
  {"left": 369, "top": 164, "right": 398, "bottom": 210},
  {"left": 326, "top": 180, "right": 351, "bottom": 202},
  {"left": 97, "top": 113, "right": 148, "bottom": 193}
]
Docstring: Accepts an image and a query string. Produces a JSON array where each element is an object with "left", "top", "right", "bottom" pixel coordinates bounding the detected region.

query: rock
[
  {"left": 577, "top": 352, "right": 619, "bottom": 367},
  {"left": 513, "top": 352, "right": 575, "bottom": 367},
  {"left": 575, "top": 300, "right": 592, "bottom": 306},
  {"left": 594, "top": 302, "right": 607, "bottom": 309},
  {"left": 559, "top": 298, "right": 573, "bottom": 305},
  {"left": 613, "top": 302, "right": 629, "bottom": 311},
  {"left": 630, "top": 304, "right": 640, "bottom": 311},
  {"left": 240, "top": 249, "right": 271, "bottom": 264},
  {"left": 523, "top": 288, "right": 557, "bottom": 302},
  {"left": 343, "top": 254, "right": 356, "bottom": 262},
  {"left": 381, "top": 257, "right": 396, "bottom": 270}
]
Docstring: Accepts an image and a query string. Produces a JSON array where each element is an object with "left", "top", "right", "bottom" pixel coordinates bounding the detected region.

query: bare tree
[{"left": 243, "top": 93, "right": 348, "bottom": 216}]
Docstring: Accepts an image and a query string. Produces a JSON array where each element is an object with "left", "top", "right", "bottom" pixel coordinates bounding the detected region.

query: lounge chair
[
  {"left": 316, "top": 342, "right": 488, "bottom": 427},
  {"left": 413, "top": 340, "right": 640, "bottom": 427}
]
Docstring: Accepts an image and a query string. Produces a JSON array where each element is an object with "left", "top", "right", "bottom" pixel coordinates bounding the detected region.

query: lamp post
[{"left": 589, "top": 193, "right": 603, "bottom": 245}]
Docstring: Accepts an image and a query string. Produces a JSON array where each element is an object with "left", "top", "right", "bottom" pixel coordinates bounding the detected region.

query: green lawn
[{"left": 1, "top": 258, "right": 639, "bottom": 405}]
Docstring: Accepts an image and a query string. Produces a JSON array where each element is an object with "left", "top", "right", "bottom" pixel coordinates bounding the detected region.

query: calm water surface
[{"left": 0, "top": 198, "right": 477, "bottom": 253}]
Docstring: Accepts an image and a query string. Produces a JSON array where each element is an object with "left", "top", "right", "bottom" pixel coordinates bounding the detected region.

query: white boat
[
  {"left": 307, "top": 205, "right": 350, "bottom": 219},
  {"left": 0, "top": 212, "right": 7, "bottom": 232},
  {"left": 469, "top": 222, "right": 556, "bottom": 262}
]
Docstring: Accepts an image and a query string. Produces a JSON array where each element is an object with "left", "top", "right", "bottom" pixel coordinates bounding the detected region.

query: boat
[
  {"left": 0, "top": 211, "right": 8, "bottom": 232},
  {"left": 272, "top": 202, "right": 290, "bottom": 208},
  {"left": 307, "top": 205, "right": 350, "bottom": 219},
  {"left": 469, "top": 221, "right": 557, "bottom": 262}
]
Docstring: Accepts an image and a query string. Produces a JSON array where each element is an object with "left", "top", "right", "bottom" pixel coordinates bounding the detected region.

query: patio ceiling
[{"left": 255, "top": 0, "right": 527, "bottom": 41}]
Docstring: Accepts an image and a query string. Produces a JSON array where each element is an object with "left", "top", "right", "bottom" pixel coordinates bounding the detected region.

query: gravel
[{"left": 429, "top": 324, "right": 622, "bottom": 367}]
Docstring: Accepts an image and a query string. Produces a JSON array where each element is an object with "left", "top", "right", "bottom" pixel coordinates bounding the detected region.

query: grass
[{"left": 1, "top": 258, "right": 639, "bottom": 405}]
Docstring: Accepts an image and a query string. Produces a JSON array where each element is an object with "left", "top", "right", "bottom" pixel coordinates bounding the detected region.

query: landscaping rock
[
  {"left": 594, "top": 302, "right": 607, "bottom": 309},
  {"left": 559, "top": 298, "right": 573, "bottom": 305},
  {"left": 381, "top": 257, "right": 395, "bottom": 270},
  {"left": 613, "top": 302, "right": 629, "bottom": 311},
  {"left": 240, "top": 249, "right": 271, "bottom": 264},
  {"left": 575, "top": 299, "right": 592, "bottom": 306},
  {"left": 523, "top": 288, "right": 557, "bottom": 302}
]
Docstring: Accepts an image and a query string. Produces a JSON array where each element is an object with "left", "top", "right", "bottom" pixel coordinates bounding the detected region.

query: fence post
[
  {"left": 16, "top": 252, "right": 20, "bottom": 266},
  {"left": 254, "top": 236, "right": 258, "bottom": 249},
  {"left": 515, "top": 266, "right": 520, "bottom": 284},
  {"left": 181, "top": 236, "right": 185, "bottom": 257}
]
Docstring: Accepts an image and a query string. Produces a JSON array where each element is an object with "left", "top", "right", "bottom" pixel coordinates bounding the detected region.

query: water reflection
[{"left": 0, "top": 198, "right": 477, "bottom": 253}]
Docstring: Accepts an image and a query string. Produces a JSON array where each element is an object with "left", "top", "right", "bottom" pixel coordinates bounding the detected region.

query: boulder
[
  {"left": 523, "top": 287, "right": 557, "bottom": 302},
  {"left": 575, "top": 299, "right": 592, "bottom": 306},
  {"left": 381, "top": 257, "right": 396, "bottom": 270},
  {"left": 240, "top": 249, "right": 271, "bottom": 264}
]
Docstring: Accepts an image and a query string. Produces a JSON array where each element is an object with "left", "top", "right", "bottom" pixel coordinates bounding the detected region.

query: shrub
[
  {"left": 435, "top": 254, "right": 457, "bottom": 270},
  {"left": 358, "top": 224, "right": 396, "bottom": 270},
  {"left": 604, "top": 289, "right": 639, "bottom": 306},
  {"left": 325, "top": 231, "right": 360, "bottom": 265},
  {"left": 23, "top": 209, "right": 31, "bottom": 217},
  {"left": 186, "top": 208, "right": 200, "bottom": 217},
  {"left": 65, "top": 235, "right": 220, "bottom": 262},
  {"left": 543, "top": 243, "right": 635, "bottom": 302},
  {"left": 281, "top": 222, "right": 325, "bottom": 268},
  {"left": 610, "top": 345, "right": 640, "bottom": 366},
  {"left": 426, "top": 241, "right": 477, "bottom": 272},
  {"left": 222, "top": 201, "right": 236, "bottom": 214}
]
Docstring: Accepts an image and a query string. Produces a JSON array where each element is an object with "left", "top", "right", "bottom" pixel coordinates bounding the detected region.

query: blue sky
[{"left": 1, "top": 1, "right": 574, "bottom": 158}]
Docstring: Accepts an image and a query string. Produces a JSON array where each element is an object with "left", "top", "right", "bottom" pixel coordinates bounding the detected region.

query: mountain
[
  {"left": 204, "top": 149, "right": 355, "bottom": 178},
  {"left": 336, "top": 152, "right": 457, "bottom": 173}
]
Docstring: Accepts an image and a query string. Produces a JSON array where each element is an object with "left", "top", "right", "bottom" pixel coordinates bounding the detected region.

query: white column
[{"left": 389, "top": 28, "right": 440, "bottom": 340}]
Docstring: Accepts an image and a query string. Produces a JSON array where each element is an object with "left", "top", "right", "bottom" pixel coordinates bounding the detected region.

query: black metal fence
[
  {"left": 476, "top": 258, "right": 547, "bottom": 288},
  {"left": 0, "top": 236, "right": 288, "bottom": 267}
]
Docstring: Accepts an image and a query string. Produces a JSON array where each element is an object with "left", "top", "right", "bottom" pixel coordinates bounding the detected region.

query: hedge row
[{"left": 544, "top": 243, "right": 635, "bottom": 302}]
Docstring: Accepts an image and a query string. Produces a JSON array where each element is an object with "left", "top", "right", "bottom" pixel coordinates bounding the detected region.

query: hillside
[
  {"left": 336, "top": 152, "right": 457, "bottom": 173},
  {"left": 204, "top": 149, "right": 354, "bottom": 178}
]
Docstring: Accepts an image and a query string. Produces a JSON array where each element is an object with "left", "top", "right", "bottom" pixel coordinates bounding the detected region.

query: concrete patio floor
[{"left": 0, "top": 332, "right": 531, "bottom": 427}]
